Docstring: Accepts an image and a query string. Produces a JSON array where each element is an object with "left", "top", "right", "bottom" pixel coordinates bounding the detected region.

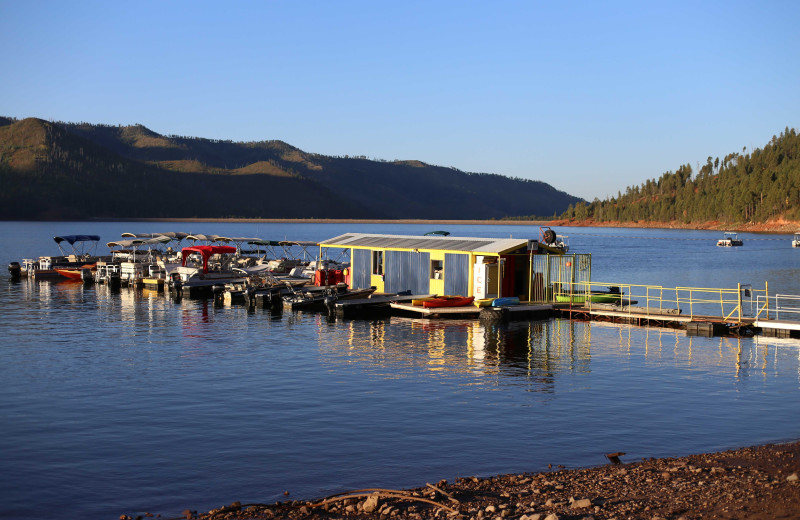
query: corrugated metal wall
[
  {"left": 444, "top": 253, "right": 469, "bottom": 296},
  {"left": 385, "top": 250, "right": 430, "bottom": 294},
  {"left": 351, "top": 249, "right": 371, "bottom": 289}
]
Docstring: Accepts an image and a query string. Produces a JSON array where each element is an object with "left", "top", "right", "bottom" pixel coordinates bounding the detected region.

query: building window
[
  {"left": 372, "top": 250, "right": 383, "bottom": 275},
  {"left": 431, "top": 259, "right": 443, "bottom": 279}
]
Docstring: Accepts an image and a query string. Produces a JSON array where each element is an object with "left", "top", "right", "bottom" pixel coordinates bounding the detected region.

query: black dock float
[
  {"left": 686, "top": 321, "right": 729, "bottom": 337},
  {"left": 334, "top": 294, "right": 433, "bottom": 319}
]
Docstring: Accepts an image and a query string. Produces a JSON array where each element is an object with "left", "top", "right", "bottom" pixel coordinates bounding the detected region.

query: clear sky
[{"left": 2, "top": 1, "right": 798, "bottom": 201}]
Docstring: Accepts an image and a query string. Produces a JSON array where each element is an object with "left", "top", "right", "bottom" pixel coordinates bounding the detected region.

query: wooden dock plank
[{"left": 390, "top": 302, "right": 480, "bottom": 315}]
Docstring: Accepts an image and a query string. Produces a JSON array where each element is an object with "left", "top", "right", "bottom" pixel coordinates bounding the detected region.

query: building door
[
  {"left": 444, "top": 253, "right": 469, "bottom": 296},
  {"left": 385, "top": 251, "right": 430, "bottom": 294},
  {"left": 351, "top": 249, "right": 371, "bottom": 289}
]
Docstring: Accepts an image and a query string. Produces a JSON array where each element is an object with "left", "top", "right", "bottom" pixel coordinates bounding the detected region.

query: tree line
[{"left": 561, "top": 128, "right": 800, "bottom": 224}]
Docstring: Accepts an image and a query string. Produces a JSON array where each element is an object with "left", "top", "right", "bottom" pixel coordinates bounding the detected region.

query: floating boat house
[{"left": 319, "top": 233, "right": 591, "bottom": 302}]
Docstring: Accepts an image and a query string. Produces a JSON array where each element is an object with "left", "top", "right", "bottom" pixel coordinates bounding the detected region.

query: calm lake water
[{"left": 1, "top": 222, "right": 799, "bottom": 520}]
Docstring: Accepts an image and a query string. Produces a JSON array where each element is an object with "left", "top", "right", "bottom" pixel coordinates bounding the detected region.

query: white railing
[{"left": 756, "top": 294, "right": 800, "bottom": 322}]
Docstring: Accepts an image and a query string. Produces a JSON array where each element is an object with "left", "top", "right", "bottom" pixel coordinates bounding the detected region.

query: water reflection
[
  {"left": 10, "top": 277, "right": 800, "bottom": 389},
  {"left": 327, "top": 316, "right": 800, "bottom": 389}
]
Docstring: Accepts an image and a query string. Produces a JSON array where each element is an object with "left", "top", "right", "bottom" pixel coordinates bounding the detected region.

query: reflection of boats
[
  {"left": 717, "top": 232, "right": 743, "bottom": 247},
  {"left": 555, "top": 288, "right": 622, "bottom": 304},
  {"left": 793, "top": 232, "right": 800, "bottom": 248},
  {"left": 422, "top": 296, "right": 475, "bottom": 308}
]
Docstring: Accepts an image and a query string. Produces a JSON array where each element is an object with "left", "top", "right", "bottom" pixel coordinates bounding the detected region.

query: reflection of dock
[{"left": 554, "top": 303, "right": 800, "bottom": 338}]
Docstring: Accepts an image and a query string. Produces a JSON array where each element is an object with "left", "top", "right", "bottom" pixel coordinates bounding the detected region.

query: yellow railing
[{"left": 555, "top": 281, "right": 771, "bottom": 324}]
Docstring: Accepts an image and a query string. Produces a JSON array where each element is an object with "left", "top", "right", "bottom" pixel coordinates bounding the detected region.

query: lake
[{"left": 1, "top": 221, "right": 799, "bottom": 520}]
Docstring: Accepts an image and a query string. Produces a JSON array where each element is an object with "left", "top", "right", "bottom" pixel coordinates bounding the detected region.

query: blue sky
[{"left": 2, "top": 1, "right": 798, "bottom": 201}]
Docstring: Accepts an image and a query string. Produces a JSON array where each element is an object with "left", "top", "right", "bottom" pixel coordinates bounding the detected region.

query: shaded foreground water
[{"left": 1, "top": 222, "right": 799, "bottom": 519}]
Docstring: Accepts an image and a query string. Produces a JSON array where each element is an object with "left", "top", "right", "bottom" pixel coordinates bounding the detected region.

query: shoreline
[
  {"left": 7, "top": 216, "right": 799, "bottom": 234},
  {"left": 548, "top": 218, "right": 800, "bottom": 234},
  {"left": 144, "top": 441, "right": 800, "bottom": 520},
  {"left": 90, "top": 216, "right": 799, "bottom": 234}
]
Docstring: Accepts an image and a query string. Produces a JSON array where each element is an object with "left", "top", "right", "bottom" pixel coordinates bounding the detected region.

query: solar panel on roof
[{"left": 319, "top": 233, "right": 524, "bottom": 253}]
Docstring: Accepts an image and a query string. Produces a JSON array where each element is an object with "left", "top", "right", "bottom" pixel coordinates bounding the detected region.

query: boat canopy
[
  {"left": 186, "top": 234, "right": 232, "bottom": 243},
  {"left": 121, "top": 232, "right": 188, "bottom": 240},
  {"left": 53, "top": 235, "right": 101, "bottom": 255},
  {"left": 279, "top": 240, "right": 318, "bottom": 247},
  {"left": 107, "top": 236, "right": 172, "bottom": 248},
  {"left": 181, "top": 245, "right": 237, "bottom": 273},
  {"left": 248, "top": 239, "right": 283, "bottom": 246},
  {"left": 54, "top": 235, "right": 100, "bottom": 245}
]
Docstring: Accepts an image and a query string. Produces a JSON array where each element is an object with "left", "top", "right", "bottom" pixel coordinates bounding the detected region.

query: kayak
[
  {"left": 491, "top": 297, "right": 520, "bottom": 307},
  {"left": 413, "top": 296, "right": 448, "bottom": 306},
  {"left": 555, "top": 292, "right": 621, "bottom": 304},
  {"left": 422, "top": 296, "right": 475, "bottom": 308}
]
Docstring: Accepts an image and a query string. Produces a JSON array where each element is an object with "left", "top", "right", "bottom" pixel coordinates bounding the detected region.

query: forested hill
[
  {"left": 561, "top": 128, "right": 800, "bottom": 225},
  {"left": 0, "top": 117, "right": 580, "bottom": 220}
]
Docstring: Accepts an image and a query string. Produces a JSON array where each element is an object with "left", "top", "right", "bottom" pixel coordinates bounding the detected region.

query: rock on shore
[{"left": 131, "top": 441, "right": 800, "bottom": 520}]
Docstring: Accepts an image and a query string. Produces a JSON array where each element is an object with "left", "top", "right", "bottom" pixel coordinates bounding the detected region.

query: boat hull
[{"left": 55, "top": 267, "right": 95, "bottom": 282}]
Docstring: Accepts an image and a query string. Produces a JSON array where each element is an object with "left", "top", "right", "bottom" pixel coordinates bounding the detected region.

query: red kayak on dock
[{"left": 422, "top": 296, "right": 475, "bottom": 308}]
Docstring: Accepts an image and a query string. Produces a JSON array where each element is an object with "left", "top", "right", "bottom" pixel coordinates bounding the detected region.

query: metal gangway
[{"left": 553, "top": 281, "right": 800, "bottom": 337}]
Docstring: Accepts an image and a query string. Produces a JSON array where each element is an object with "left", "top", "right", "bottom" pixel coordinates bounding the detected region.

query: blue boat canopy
[{"left": 53, "top": 235, "right": 101, "bottom": 245}]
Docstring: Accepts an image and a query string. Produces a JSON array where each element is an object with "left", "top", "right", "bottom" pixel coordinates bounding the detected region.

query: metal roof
[{"left": 319, "top": 233, "right": 529, "bottom": 254}]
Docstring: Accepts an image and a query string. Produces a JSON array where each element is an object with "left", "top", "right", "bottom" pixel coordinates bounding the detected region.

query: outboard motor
[
  {"left": 324, "top": 286, "right": 339, "bottom": 315},
  {"left": 244, "top": 286, "right": 256, "bottom": 307},
  {"left": 8, "top": 262, "right": 21, "bottom": 279},
  {"left": 170, "top": 272, "right": 183, "bottom": 293}
]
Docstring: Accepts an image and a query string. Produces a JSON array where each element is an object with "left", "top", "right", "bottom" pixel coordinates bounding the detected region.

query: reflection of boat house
[{"left": 319, "top": 233, "right": 591, "bottom": 302}]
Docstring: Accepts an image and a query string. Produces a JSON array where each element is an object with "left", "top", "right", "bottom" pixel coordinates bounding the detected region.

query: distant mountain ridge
[{"left": 0, "top": 117, "right": 581, "bottom": 220}]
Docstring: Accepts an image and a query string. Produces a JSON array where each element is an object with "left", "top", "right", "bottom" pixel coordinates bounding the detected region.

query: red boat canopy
[{"left": 181, "top": 245, "right": 237, "bottom": 273}]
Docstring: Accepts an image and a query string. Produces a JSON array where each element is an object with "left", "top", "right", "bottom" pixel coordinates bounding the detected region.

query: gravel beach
[{"left": 132, "top": 441, "right": 800, "bottom": 520}]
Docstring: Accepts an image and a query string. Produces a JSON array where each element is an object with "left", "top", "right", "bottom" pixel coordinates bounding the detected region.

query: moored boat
[
  {"left": 792, "top": 232, "right": 800, "bottom": 248},
  {"left": 54, "top": 265, "right": 96, "bottom": 282},
  {"left": 20, "top": 235, "right": 106, "bottom": 279},
  {"left": 167, "top": 245, "right": 247, "bottom": 296},
  {"left": 282, "top": 285, "right": 377, "bottom": 311},
  {"left": 717, "top": 232, "right": 743, "bottom": 247}
]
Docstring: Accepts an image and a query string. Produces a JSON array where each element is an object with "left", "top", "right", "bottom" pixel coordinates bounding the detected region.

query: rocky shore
[
  {"left": 546, "top": 218, "right": 800, "bottom": 234},
  {"left": 136, "top": 441, "right": 800, "bottom": 520}
]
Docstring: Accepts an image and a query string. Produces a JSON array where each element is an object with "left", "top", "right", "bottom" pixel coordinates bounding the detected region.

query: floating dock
[
  {"left": 389, "top": 301, "right": 553, "bottom": 321},
  {"left": 334, "top": 294, "right": 432, "bottom": 318}
]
